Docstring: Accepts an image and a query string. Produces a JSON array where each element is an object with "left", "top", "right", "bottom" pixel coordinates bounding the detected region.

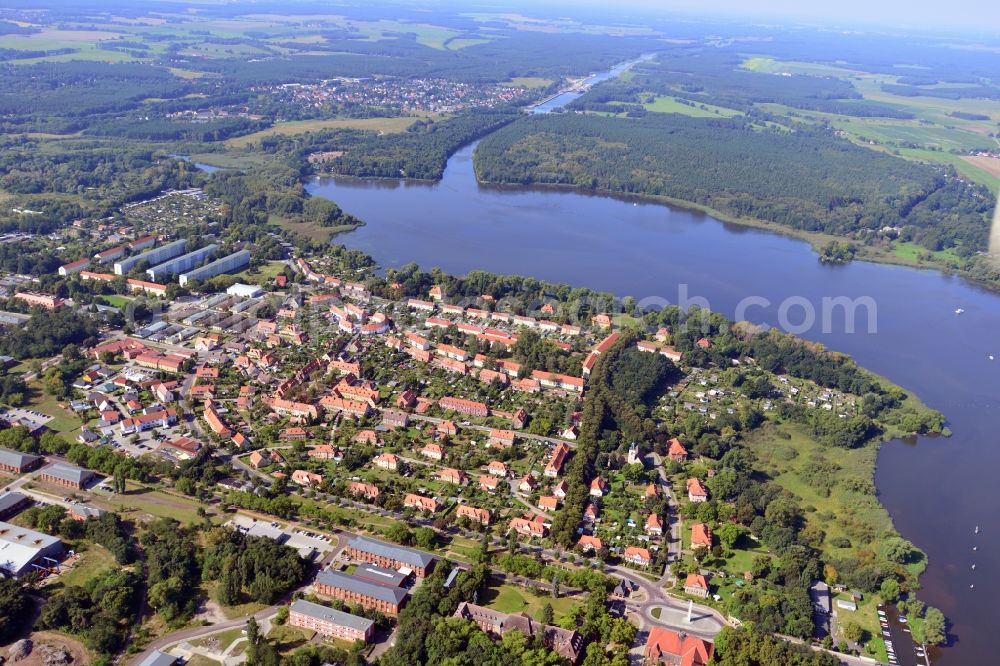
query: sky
[{"left": 538, "top": 0, "right": 1000, "bottom": 33}]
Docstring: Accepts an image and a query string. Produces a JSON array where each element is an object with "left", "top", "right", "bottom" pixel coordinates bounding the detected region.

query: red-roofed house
[
  {"left": 684, "top": 574, "right": 710, "bottom": 598},
  {"left": 646, "top": 513, "right": 664, "bottom": 537},
  {"left": 691, "top": 523, "right": 712, "bottom": 549},
  {"left": 687, "top": 478, "right": 708, "bottom": 502},
  {"left": 623, "top": 546, "right": 652, "bottom": 567},
  {"left": 644, "top": 628, "right": 714, "bottom": 666},
  {"left": 668, "top": 438, "right": 688, "bottom": 462},
  {"left": 456, "top": 505, "right": 491, "bottom": 526}
]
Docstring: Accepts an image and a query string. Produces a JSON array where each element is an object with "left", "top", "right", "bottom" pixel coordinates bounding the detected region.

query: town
[
  {"left": 0, "top": 179, "right": 936, "bottom": 666},
  {"left": 259, "top": 77, "right": 534, "bottom": 115}
]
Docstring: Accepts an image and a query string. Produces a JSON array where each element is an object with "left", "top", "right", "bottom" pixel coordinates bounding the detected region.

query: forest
[
  {"left": 474, "top": 112, "right": 993, "bottom": 253},
  {"left": 574, "top": 49, "right": 914, "bottom": 118}
]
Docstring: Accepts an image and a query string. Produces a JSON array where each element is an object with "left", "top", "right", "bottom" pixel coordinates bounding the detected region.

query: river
[{"left": 297, "top": 65, "right": 997, "bottom": 664}]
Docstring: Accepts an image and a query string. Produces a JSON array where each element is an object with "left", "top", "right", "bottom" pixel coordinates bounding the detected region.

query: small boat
[
  {"left": 900, "top": 617, "right": 908, "bottom": 623},
  {"left": 972, "top": 564, "right": 976, "bottom": 570},
  {"left": 971, "top": 584, "right": 975, "bottom": 589},
  {"left": 990, "top": 355, "right": 995, "bottom": 360},
  {"left": 956, "top": 308, "right": 965, "bottom": 314},
  {"left": 975, "top": 525, "right": 980, "bottom": 534},
  {"left": 974, "top": 546, "right": 978, "bottom": 551}
]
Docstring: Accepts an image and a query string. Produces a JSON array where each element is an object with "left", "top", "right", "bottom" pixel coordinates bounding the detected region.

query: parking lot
[{"left": 228, "top": 514, "right": 336, "bottom": 560}]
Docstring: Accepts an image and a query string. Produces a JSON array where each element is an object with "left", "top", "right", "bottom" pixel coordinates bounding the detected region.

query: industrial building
[
  {"left": 226, "top": 282, "right": 264, "bottom": 299},
  {"left": 146, "top": 244, "right": 218, "bottom": 282},
  {"left": 114, "top": 239, "right": 188, "bottom": 276},
  {"left": 0, "top": 520, "right": 64, "bottom": 577},
  {"left": 178, "top": 250, "right": 250, "bottom": 286}
]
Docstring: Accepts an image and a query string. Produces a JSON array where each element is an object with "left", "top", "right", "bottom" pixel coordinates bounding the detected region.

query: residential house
[{"left": 684, "top": 574, "right": 710, "bottom": 598}]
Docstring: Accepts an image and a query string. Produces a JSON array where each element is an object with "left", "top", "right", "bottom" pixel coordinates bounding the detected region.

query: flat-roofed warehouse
[
  {"left": 346, "top": 535, "right": 435, "bottom": 577},
  {"left": 0, "top": 520, "right": 63, "bottom": 577}
]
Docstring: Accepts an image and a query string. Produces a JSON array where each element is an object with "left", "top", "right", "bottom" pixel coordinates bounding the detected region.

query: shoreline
[{"left": 470, "top": 173, "right": 999, "bottom": 294}]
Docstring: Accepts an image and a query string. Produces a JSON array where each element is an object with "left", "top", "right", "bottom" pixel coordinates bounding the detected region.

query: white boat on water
[{"left": 956, "top": 308, "right": 965, "bottom": 314}]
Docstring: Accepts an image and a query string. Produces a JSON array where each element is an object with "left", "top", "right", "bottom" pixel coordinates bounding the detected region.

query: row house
[
  {"left": 456, "top": 505, "right": 491, "bottom": 526},
  {"left": 544, "top": 442, "right": 571, "bottom": 478},
  {"left": 404, "top": 494, "right": 440, "bottom": 513},
  {"left": 349, "top": 481, "right": 380, "bottom": 500},
  {"left": 319, "top": 396, "right": 371, "bottom": 419},
  {"left": 531, "top": 370, "right": 584, "bottom": 393},
  {"left": 509, "top": 517, "right": 547, "bottom": 538},
  {"left": 268, "top": 397, "right": 320, "bottom": 421},
  {"left": 438, "top": 396, "right": 489, "bottom": 418},
  {"left": 203, "top": 400, "right": 232, "bottom": 437},
  {"left": 120, "top": 408, "right": 177, "bottom": 435},
  {"left": 433, "top": 357, "right": 467, "bottom": 375}
]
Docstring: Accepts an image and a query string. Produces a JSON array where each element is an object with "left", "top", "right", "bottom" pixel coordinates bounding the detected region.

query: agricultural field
[
  {"left": 640, "top": 95, "right": 742, "bottom": 118},
  {"left": 224, "top": 117, "right": 421, "bottom": 148}
]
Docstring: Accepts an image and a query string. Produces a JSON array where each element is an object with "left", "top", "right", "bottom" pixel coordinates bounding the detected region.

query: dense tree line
[
  {"left": 713, "top": 626, "right": 840, "bottom": 665},
  {"left": 0, "top": 576, "right": 30, "bottom": 644},
  {"left": 141, "top": 518, "right": 202, "bottom": 623},
  {"left": 268, "top": 111, "right": 521, "bottom": 181},
  {"left": 39, "top": 568, "right": 142, "bottom": 654},
  {"left": 574, "top": 50, "right": 914, "bottom": 118},
  {"left": 202, "top": 528, "right": 309, "bottom": 605},
  {"left": 474, "top": 112, "right": 992, "bottom": 253},
  {"left": 0, "top": 307, "right": 100, "bottom": 359}
]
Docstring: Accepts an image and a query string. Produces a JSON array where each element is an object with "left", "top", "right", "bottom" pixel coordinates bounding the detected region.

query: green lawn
[
  {"left": 99, "top": 294, "right": 133, "bottom": 308},
  {"left": 26, "top": 383, "right": 81, "bottom": 439},
  {"left": 95, "top": 483, "right": 213, "bottom": 524},
  {"left": 185, "top": 656, "right": 221, "bottom": 666},
  {"left": 479, "top": 578, "right": 578, "bottom": 621},
  {"left": 641, "top": 95, "right": 742, "bottom": 118},
  {"left": 267, "top": 624, "right": 316, "bottom": 654},
  {"left": 230, "top": 260, "right": 287, "bottom": 285},
  {"left": 58, "top": 544, "right": 117, "bottom": 587},
  {"left": 268, "top": 214, "right": 357, "bottom": 244},
  {"left": 891, "top": 240, "right": 963, "bottom": 266}
]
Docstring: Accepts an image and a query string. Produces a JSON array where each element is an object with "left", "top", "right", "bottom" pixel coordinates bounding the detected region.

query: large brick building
[
  {"left": 345, "top": 536, "right": 436, "bottom": 577},
  {"left": 38, "top": 463, "right": 96, "bottom": 490},
  {"left": 0, "top": 448, "right": 42, "bottom": 474},
  {"left": 315, "top": 570, "right": 407, "bottom": 615},
  {"left": 288, "top": 599, "right": 374, "bottom": 642},
  {"left": 454, "top": 602, "right": 584, "bottom": 663}
]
